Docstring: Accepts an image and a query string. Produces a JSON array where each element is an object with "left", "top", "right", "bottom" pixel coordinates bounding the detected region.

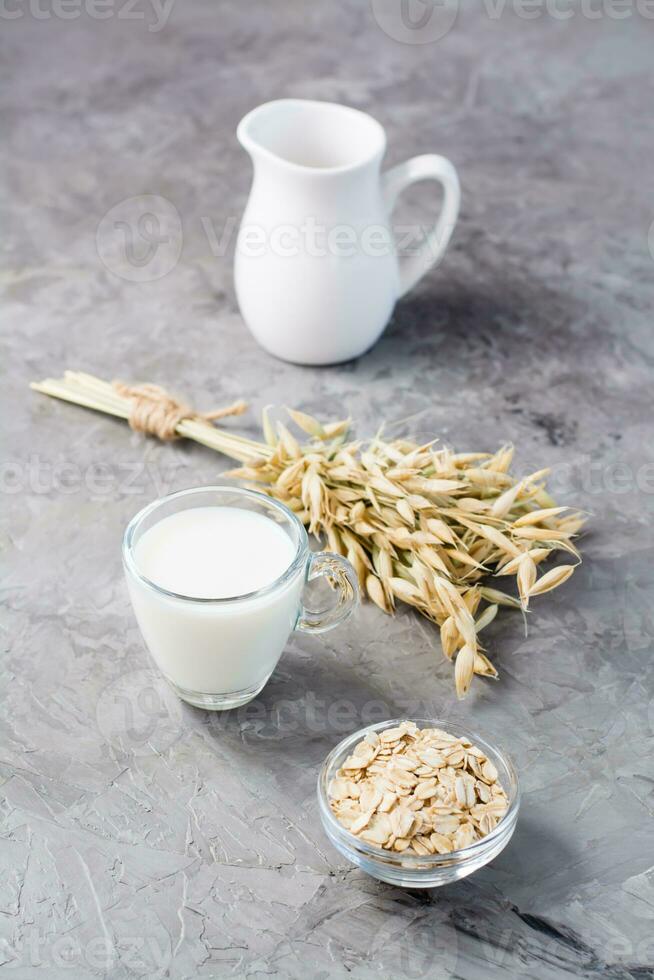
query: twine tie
[{"left": 113, "top": 381, "right": 246, "bottom": 440}]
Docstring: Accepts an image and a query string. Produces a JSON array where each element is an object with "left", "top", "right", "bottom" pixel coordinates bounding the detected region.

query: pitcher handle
[
  {"left": 382, "top": 154, "right": 461, "bottom": 299},
  {"left": 295, "top": 552, "right": 358, "bottom": 635}
]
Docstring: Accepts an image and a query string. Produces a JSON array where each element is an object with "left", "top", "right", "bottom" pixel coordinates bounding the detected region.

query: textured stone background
[{"left": 2, "top": 1, "right": 654, "bottom": 977}]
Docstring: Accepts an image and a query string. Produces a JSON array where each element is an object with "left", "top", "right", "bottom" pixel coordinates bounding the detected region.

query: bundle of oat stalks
[
  {"left": 229, "top": 408, "right": 583, "bottom": 697},
  {"left": 32, "top": 373, "right": 584, "bottom": 697}
]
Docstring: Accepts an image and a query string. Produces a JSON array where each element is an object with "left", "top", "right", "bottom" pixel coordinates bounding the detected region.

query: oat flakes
[{"left": 328, "top": 722, "right": 509, "bottom": 855}]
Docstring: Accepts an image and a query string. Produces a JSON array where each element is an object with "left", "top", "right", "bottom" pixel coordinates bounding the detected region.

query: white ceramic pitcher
[{"left": 234, "top": 99, "right": 460, "bottom": 365}]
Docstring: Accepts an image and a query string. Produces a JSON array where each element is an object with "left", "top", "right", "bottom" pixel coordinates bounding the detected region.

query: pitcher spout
[{"left": 237, "top": 99, "right": 386, "bottom": 174}]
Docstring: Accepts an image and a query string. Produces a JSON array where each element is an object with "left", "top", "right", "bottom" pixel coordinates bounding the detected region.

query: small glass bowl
[{"left": 317, "top": 718, "right": 520, "bottom": 888}]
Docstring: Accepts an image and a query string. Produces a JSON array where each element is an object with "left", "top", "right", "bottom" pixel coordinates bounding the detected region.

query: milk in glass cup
[{"left": 123, "top": 486, "right": 358, "bottom": 709}]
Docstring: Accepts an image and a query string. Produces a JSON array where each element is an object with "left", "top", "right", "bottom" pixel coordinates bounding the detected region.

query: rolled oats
[{"left": 328, "top": 722, "right": 509, "bottom": 855}]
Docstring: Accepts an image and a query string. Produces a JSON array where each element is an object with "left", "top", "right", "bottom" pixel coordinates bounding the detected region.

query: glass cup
[{"left": 123, "top": 486, "right": 358, "bottom": 710}]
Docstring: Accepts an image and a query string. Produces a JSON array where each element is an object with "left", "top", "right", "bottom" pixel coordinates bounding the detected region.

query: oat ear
[
  {"left": 455, "top": 645, "right": 475, "bottom": 699},
  {"left": 286, "top": 407, "right": 326, "bottom": 438},
  {"left": 261, "top": 405, "right": 277, "bottom": 447},
  {"left": 528, "top": 564, "right": 577, "bottom": 597}
]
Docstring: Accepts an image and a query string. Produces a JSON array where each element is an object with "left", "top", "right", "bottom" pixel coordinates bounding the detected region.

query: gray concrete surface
[{"left": 2, "top": 2, "right": 654, "bottom": 977}]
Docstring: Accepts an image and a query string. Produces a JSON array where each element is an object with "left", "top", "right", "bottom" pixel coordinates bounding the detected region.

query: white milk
[
  {"left": 126, "top": 506, "right": 303, "bottom": 699},
  {"left": 135, "top": 507, "right": 296, "bottom": 599}
]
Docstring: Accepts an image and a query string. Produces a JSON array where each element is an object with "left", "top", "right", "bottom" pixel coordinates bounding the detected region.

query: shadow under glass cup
[{"left": 123, "top": 486, "right": 358, "bottom": 710}]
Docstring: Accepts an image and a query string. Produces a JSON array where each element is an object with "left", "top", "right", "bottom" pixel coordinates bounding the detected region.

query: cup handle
[
  {"left": 295, "top": 552, "right": 358, "bottom": 635},
  {"left": 382, "top": 154, "right": 461, "bottom": 299}
]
